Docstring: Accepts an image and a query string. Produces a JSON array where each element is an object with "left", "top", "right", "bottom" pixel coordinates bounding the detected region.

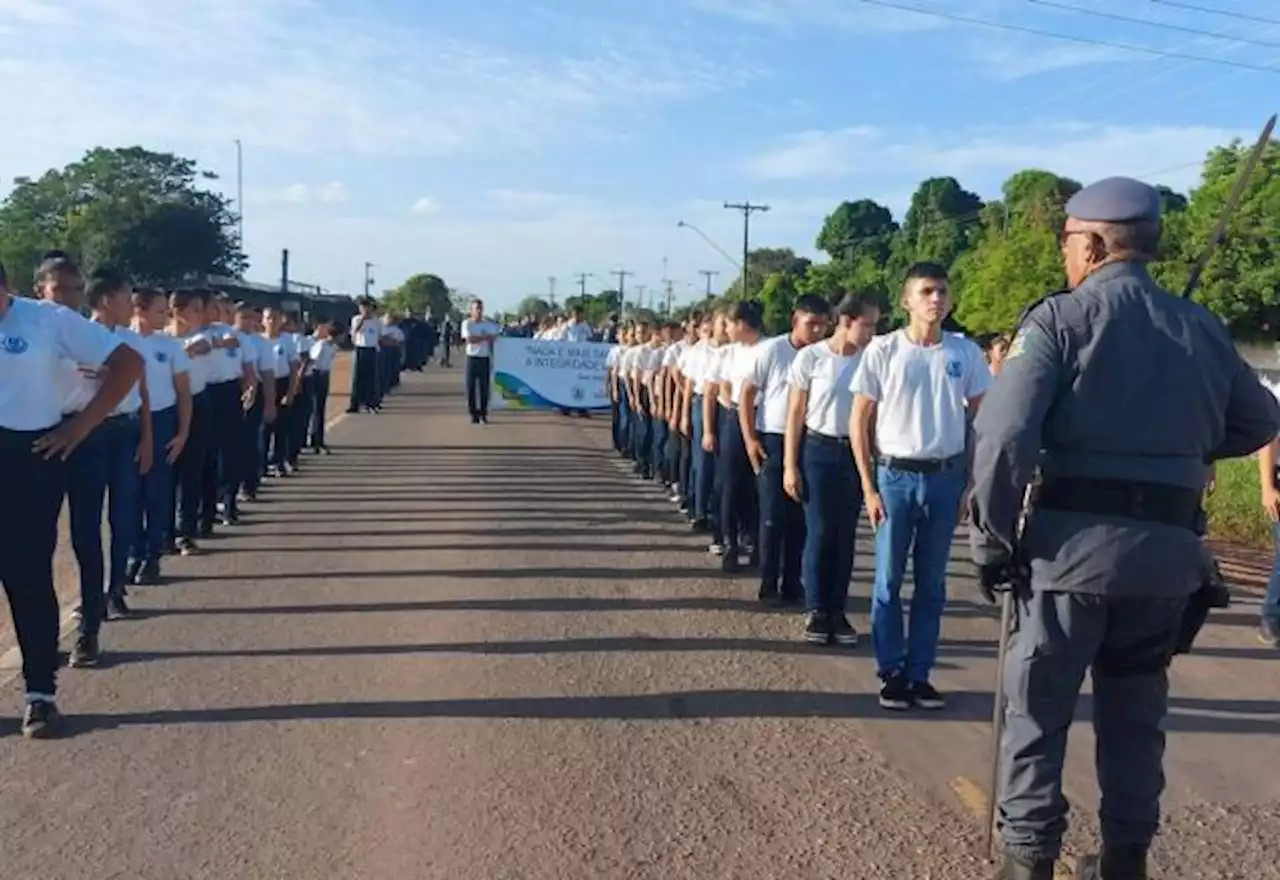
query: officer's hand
[
  {"left": 783, "top": 465, "right": 803, "bottom": 502},
  {"left": 1263, "top": 486, "right": 1280, "bottom": 522},
  {"left": 977, "top": 559, "right": 1029, "bottom": 604},
  {"left": 864, "top": 492, "right": 886, "bottom": 531}
]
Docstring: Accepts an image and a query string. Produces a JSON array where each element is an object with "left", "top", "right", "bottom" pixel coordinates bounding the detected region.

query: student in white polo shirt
[
  {"left": 606, "top": 327, "right": 630, "bottom": 455},
  {"left": 130, "top": 287, "right": 192, "bottom": 587},
  {"left": 204, "top": 292, "right": 248, "bottom": 527},
  {"left": 347, "top": 297, "right": 382, "bottom": 414},
  {"left": 262, "top": 305, "right": 302, "bottom": 477},
  {"left": 306, "top": 321, "right": 337, "bottom": 453},
  {"left": 739, "top": 293, "right": 830, "bottom": 606},
  {"left": 660, "top": 321, "right": 689, "bottom": 502},
  {"left": 851, "top": 262, "right": 990, "bottom": 711},
  {"left": 0, "top": 258, "right": 142, "bottom": 738},
  {"left": 461, "top": 298, "right": 500, "bottom": 424},
  {"left": 169, "top": 288, "right": 214, "bottom": 556},
  {"left": 698, "top": 310, "right": 732, "bottom": 553},
  {"left": 679, "top": 312, "right": 716, "bottom": 532},
  {"left": 709, "top": 301, "right": 764, "bottom": 573},
  {"left": 784, "top": 292, "right": 880, "bottom": 645}
]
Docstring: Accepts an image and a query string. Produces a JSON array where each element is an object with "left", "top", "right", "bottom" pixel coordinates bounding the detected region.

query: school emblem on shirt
[
  {"left": 275, "top": 344, "right": 284, "bottom": 355},
  {"left": 0, "top": 335, "right": 29, "bottom": 355},
  {"left": 156, "top": 350, "right": 168, "bottom": 363},
  {"left": 945, "top": 360, "right": 963, "bottom": 378}
]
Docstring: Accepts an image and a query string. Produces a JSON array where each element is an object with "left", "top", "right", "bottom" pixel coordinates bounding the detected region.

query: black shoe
[
  {"left": 198, "top": 523, "right": 214, "bottom": 539},
  {"left": 721, "top": 553, "right": 743, "bottom": 575},
  {"left": 134, "top": 561, "right": 160, "bottom": 586},
  {"left": 480, "top": 414, "right": 489, "bottom": 424},
  {"left": 1260, "top": 617, "right": 1280, "bottom": 648},
  {"left": 831, "top": 615, "right": 859, "bottom": 646},
  {"left": 321, "top": 446, "right": 332, "bottom": 455},
  {"left": 106, "top": 593, "right": 132, "bottom": 620},
  {"left": 1097, "top": 843, "right": 1148, "bottom": 880},
  {"left": 780, "top": 591, "right": 804, "bottom": 608},
  {"left": 757, "top": 583, "right": 782, "bottom": 606},
  {"left": 878, "top": 673, "right": 912, "bottom": 711},
  {"left": 908, "top": 680, "right": 946, "bottom": 710},
  {"left": 125, "top": 559, "right": 142, "bottom": 585},
  {"left": 21, "top": 700, "right": 62, "bottom": 740},
  {"left": 997, "top": 852, "right": 1055, "bottom": 880},
  {"left": 69, "top": 634, "right": 100, "bottom": 668},
  {"left": 803, "top": 612, "right": 831, "bottom": 645},
  {"left": 690, "top": 518, "right": 710, "bottom": 534},
  {"left": 176, "top": 538, "right": 199, "bottom": 557}
]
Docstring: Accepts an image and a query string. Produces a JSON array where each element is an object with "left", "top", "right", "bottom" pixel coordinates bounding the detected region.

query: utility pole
[
  {"left": 548, "top": 275, "right": 557, "bottom": 309},
  {"left": 723, "top": 201, "right": 770, "bottom": 296},
  {"left": 699, "top": 269, "right": 719, "bottom": 298},
  {"left": 234, "top": 138, "right": 244, "bottom": 252},
  {"left": 635, "top": 284, "right": 647, "bottom": 312},
  {"left": 613, "top": 269, "right": 633, "bottom": 317},
  {"left": 574, "top": 272, "right": 594, "bottom": 298},
  {"left": 364, "top": 261, "right": 375, "bottom": 298}
]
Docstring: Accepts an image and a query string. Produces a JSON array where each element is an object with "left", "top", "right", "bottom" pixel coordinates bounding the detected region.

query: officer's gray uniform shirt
[{"left": 969, "top": 260, "right": 1280, "bottom": 598}]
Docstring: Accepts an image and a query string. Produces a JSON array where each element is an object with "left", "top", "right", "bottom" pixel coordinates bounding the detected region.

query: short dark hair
[
  {"left": 86, "top": 266, "right": 128, "bottom": 308},
  {"left": 835, "top": 292, "right": 879, "bottom": 321},
  {"left": 34, "top": 255, "right": 79, "bottom": 286},
  {"left": 903, "top": 262, "right": 948, "bottom": 287},
  {"left": 793, "top": 294, "right": 831, "bottom": 316},
  {"left": 169, "top": 288, "right": 202, "bottom": 311},
  {"left": 730, "top": 300, "right": 764, "bottom": 331},
  {"left": 131, "top": 287, "right": 165, "bottom": 309}
]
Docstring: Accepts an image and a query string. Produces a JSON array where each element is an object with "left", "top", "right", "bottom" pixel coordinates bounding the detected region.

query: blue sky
[{"left": 1, "top": 0, "right": 1276, "bottom": 310}]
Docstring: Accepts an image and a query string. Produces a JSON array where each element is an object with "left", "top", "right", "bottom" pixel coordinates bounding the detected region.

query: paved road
[{"left": 0, "top": 369, "right": 1276, "bottom": 879}]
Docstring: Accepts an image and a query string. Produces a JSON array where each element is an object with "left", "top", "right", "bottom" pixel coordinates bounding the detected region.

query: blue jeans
[
  {"left": 800, "top": 434, "right": 862, "bottom": 615},
  {"left": 758, "top": 433, "right": 804, "bottom": 595},
  {"left": 1265, "top": 522, "right": 1280, "bottom": 622},
  {"left": 67, "top": 423, "right": 108, "bottom": 637},
  {"left": 692, "top": 396, "right": 718, "bottom": 530},
  {"left": 103, "top": 414, "right": 142, "bottom": 597},
  {"left": 618, "top": 384, "right": 632, "bottom": 457},
  {"left": 653, "top": 418, "right": 670, "bottom": 482},
  {"left": 871, "top": 464, "right": 967, "bottom": 683},
  {"left": 717, "top": 412, "right": 757, "bottom": 554},
  {"left": 135, "top": 406, "right": 178, "bottom": 567}
]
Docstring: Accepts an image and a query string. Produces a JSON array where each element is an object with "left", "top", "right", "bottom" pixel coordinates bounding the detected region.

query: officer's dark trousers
[
  {"left": 758, "top": 432, "right": 804, "bottom": 597},
  {"left": 67, "top": 423, "right": 108, "bottom": 637},
  {"left": 716, "top": 411, "right": 756, "bottom": 555},
  {"left": 266, "top": 377, "right": 292, "bottom": 468},
  {"left": 240, "top": 388, "right": 264, "bottom": 495},
  {"left": 348, "top": 346, "right": 378, "bottom": 411},
  {"left": 998, "top": 590, "right": 1188, "bottom": 862},
  {"left": 290, "top": 379, "right": 312, "bottom": 466},
  {"left": 102, "top": 413, "right": 142, "bottom": 599},
  {"left": 800, "top": 433, "right": 861, "bottom": 616},
  {"left": 175, "top": 390, "right": 210, "bottom": 540},
  {"left": 0, "top": 427, "right": 65, "bottom": 699},
  {"left": 134, "top": 405, "right": 177, "bottom": 567},
  {"left": 465, "top": 355, "right": 491, "bottom": 418},
  {"left": 309, "top": 372, "right": 331, "bottom": 449}
]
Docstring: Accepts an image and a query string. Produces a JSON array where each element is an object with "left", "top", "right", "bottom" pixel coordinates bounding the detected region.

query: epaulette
[{"left": 1009, "top": 288, "right": 1071, "bottom": 339}]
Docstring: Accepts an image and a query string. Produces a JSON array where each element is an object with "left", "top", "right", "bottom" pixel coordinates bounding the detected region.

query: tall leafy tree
[
  {"left": 900, "top": 176, "right": 984, "bottom": 269},
  {"left": 384, "top": 273, "right": 453, "bottom": 318}
]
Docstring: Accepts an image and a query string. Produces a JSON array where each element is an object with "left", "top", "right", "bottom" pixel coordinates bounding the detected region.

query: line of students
[
  {"left": 0, "top": 253, "right": 343, "bottom": 740},
  {"left": 346, "top": 297, "right": 410, "bottom": 414},
  {"left": 607, "top": 262, "right": 993, "bottom": 711}
]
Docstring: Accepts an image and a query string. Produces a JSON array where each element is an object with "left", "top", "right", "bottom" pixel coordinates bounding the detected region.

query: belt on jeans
[
  {"left": 808, "top": 431, "right": 848, "bottom": 443},
  {"left": 878, "top": 454, "right": 964, "bottom": 473}
]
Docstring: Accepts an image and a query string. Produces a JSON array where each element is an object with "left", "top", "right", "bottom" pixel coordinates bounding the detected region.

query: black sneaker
[
  {"left": 908, "top": 680, "right": 946, "bottom": 710},
  {"left": 780, "top": 591, "right": 804, "bottom": 608},
  {"left": 831, "top": 615, "right": 859, "bottom": 646},
  {"left": 107, "top": 593, "right": 132, "bottom": 621},
  {"left": 125, "top": 559, "right": 142, "bottom": 585},
  {"left": 69, "top": 634, "right": 100, "bottom": 669},
  {"left": 879, "top": 674, "right": 912, "bottom": 711},
  {"left": 21, "top": 700, "right": 62, "bottom": 740},
  {"left": 134, "top": 560, "right": 160, "bottom": 586},
  {"left": 176, "top": 537, "right": 199, "bottom": 557},
  {"left": 198, "top": 523, "right": 215, "bottom": 539},
  {"left": 721, "top": 553, "right": 743, "bottom": 575},
  {"left": 690, "top": 518, "right": 709, "bottom": 534},
  {"left": 1260, "top": 617, "right": 1280, "bottom": 648},
  {"left": 804, "top": 612, "right": 831, "bottom": 645},
  {"left": 997, "top": 852, "right": 1055, "bottom": 880},
  {"left": 757, "top": 583, "right": 782, "bottom": 606}
]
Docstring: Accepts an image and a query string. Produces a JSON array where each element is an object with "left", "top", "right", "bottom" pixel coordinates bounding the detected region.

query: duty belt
[
  {"left": 878, "top": 454, "right": 965, "bottom": 474},
  {"left": 1033, "top": 476, "right": 1203, "bottom": 533}
]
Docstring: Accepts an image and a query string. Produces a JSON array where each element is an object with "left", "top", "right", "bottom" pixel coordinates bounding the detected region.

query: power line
[
  {"left": 1024, "top": 0, "right": 1280, "bottom": 49},
  {"left": 1147, "top": 0, "right": 1280, "bottom": 27},
  {"left": 724, "top": 201, "right": 770, "bottom": 294},
  {"left": 847, "top": 0, "right": 1280, "bottom": 74}
]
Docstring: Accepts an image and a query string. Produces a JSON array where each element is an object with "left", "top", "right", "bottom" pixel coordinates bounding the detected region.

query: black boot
[
  {"left": 1100, "top": 843, "right": 1148, "bottom": 880},
  {"left": 997, "top": 852, "right": 1054, "bottom": 880}
]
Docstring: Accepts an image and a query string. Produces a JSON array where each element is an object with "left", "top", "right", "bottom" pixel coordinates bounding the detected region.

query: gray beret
[{"left": 1065, "top": 176, "right": 1161, "bottom": 223}]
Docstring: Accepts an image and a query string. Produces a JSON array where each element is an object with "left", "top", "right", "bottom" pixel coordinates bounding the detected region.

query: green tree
[
  {"left": 816, "top": 199, "right": 898, "bottom": 262},
  {"left": 514, "top": 295, "right": 553, "bottom": 319},
  {"left": 758, "top": 272, "right": 799, "bottom": 334},
  {"left": 382, "top": 273, "right": 452, "bottom": 318},
  {"left": 900, "top": 176, "right": 984, "bottom": 268},
  {"left": 953, "top": 225, "right": 1064, "bottom": 334},
  {"left": 723, "top": 247, "right": 811, "bottom": 300},
  {"left": 0, "top": 146, "right": 245, "bottom": 288}
]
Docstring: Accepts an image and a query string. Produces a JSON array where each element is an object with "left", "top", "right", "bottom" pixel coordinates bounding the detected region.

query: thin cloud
[{"left": 410, "top": 196, "right": 441, "bottom": 216}]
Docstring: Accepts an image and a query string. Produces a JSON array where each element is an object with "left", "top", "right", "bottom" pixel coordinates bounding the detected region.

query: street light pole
[
  {"left": 234, "top": 138, "right": 244, "bottom": 252},
  {"left": 723, "top": 201, "right": 770, "bottom": 296}
]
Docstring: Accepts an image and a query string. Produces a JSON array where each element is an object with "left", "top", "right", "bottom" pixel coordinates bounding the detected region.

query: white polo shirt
[
  {"left": 747, "top": 334, "right": 805, "bottom": 434},
  {"left": 309, "top": 338, "right": 337, "bottom": 373},
  {"left": 563, "top": 321, "right": 593, "bottom": 343},
  {"left": 461, "top": 318, "right": 500, "bottom": 357},
  {"left": 205, "top": 321, "right": 244, "bottom": 384},
  {"left": 714, "top": 338, "right": 762, "bottom": 407},
  {"left": 139, "top": 331, "right": 191, "bottom": 412},
  {"left": 641, "top": 345, "right": 664, "bottom": 385},
  {"left": 850, "top": 329, "right": 991, "bottom": 460},
  {"left": 181, "top": 329, "right": 214, "bottom": 396},
  {"left": 0, "top": 298, "right": 121, "bottom": 431},
  {"left": 350, "top": 315, "right": 382, "bottom": 348},
  {"left": 661, "top": 339, "right": 688, "bottom": 373},
  {"left": 680, "top": 341, "right": 714, "bottom": 395},
  {"left": 263, "top": 333, "right": 299, "bottom": 380},
  {"left": 788, "top": 341, "right": 863, "bottom": 438}
]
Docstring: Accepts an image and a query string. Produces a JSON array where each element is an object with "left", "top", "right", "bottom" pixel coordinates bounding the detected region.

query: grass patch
[{"left": 1207, "top": 456, "right": 1272, "bottom": 549}]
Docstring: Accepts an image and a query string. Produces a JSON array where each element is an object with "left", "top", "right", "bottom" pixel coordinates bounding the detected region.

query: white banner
[{"left": 491, "top": 338, "right": 612, "bottom": 411}]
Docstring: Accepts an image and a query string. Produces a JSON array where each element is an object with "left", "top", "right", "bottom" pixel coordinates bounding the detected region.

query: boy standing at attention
[{"left": 850, "top": 263, "right": 990, "bottom": 711}]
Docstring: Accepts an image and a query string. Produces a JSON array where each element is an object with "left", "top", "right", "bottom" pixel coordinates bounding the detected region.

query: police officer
[
  {"left": 968, "top": 177, "right": 1280, "bottom": 879},
  {"left": 0, "top": 258, "right": 143, "bottom": 737}
]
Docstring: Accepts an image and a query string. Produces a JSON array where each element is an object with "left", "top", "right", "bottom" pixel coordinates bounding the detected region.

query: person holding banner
[{"left": 461, "top": 299, "right": 500, "bottom": 424}]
